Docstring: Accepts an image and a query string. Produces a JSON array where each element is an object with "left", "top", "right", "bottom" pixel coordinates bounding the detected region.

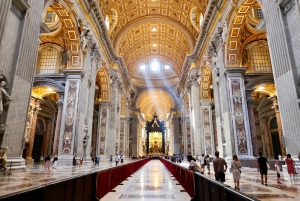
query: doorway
[{"left": 270, "top": 117, "right": 280, "bottom": 159}]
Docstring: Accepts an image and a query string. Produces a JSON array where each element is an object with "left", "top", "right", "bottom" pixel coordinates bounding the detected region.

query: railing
[
  {"left": 0, "top": 158, "right": 150, "bottom": 201},
  {"left": 161, "top": 159, "right": 259, "bottom": 201}
]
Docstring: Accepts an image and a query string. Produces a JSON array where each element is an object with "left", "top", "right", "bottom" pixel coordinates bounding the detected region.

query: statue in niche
[
  {"left": 61, "top": 33, "right": 69, "bottom": 69},
  {"left": 78, "top": 19, "right": 90, "bottom": 50},
  {"left": 83, "top": 126, "right": 89, "bottom": 147},
  {"left": 0, "top": 80, "right": 13, "bottom": 116}
]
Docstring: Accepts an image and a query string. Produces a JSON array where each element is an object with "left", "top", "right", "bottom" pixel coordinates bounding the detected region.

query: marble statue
[
  {"left": 0, "top": 81, "right": 13, "bottom": 116},
  {"left": 83, "top": 126, "right": 89, "bottom": 147},
  {"left": 0, "top": 146, "right": 8, "bottom": 170},
  {"left": 222, "top": 19, "right": 228, "bottom": 44},
  {"left": 78, "top": 19, "right": 90, "bottom": 50}
]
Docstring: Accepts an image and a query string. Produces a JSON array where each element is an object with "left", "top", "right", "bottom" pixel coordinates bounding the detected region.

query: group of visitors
[
  {"left": 109, "top": 154, "right": 124, "bottom": 166},
  {"left": 43, "top": 155, "right": 58, "bottom": 170},
  {"left": 187, "top": 150, "right": 298, "bottom": 192}
]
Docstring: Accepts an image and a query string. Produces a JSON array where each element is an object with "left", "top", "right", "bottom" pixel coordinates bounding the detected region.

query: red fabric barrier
[
  {"left": 118, "top": 165, "right": 126, "bottom": 184},
  {"left": 96, "top": 169, "right": 110, "bottom": 199},
  {"left": 186, "top": 170, "right": 195, "bottom": 197},
  {"left": 109, "top": 167, "right": 119, "bottom": 190}
]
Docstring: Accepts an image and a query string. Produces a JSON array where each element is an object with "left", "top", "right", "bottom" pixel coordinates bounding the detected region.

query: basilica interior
[{"left": 0, "top": 0, "right": 300, "bottom": 200}]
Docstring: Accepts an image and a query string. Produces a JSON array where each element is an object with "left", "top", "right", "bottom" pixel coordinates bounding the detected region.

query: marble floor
[
  {"left": 101, "top": 160, "right": 191, "bottom": 201},
  {"left": 0, "top": 159, "right": 299, "bottom": 201}
]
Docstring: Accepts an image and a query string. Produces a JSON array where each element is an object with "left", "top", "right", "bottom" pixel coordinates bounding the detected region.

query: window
[
  {"left": 45, "top": 11, "right": 58, "bottom": 24},
  {"left": 257, "top": 9, "right": 264, "bottom": 19},
  {"left": 247, "top": 41, "right": 272, "bottom": 73},
  {"left": 164, "top": 65, "right": 170, "bottom": 70},
  {"left": 105, "top": 15, "right": 110, "bottom": 30},
  {"left": 140, "top": 65, "right": 146, "bottom": 71},
  {"left": 37, "top": 50, "right": 59, "bottom": 74},
  {"left": 151, "top": 62, "right": 159, "bottom": 71}
]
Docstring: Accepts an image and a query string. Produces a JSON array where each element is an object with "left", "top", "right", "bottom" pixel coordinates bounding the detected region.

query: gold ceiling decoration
[
  {"left": 96, "top": 67, "right": 110, "bottom": 101},
  {"left": 31, "top": 86, "right": 57, "bottom": 99},
  {"left": 226, "top": 0, "right": 265, "bottom": 67},
  {"left": 136, "top": 89, "right": 175, "bottom": 120},
  {"left": 98, "top": 0, "right": 208, "bottom": 79},
  {"left": 254, "top": 84, "right": 276, "bottom": 96},
  {"left": 200, "top": 67, "right": 212, "bottom": 100},
  {"left": 117, "top": 22, "right": 191, "bottom": 76}
]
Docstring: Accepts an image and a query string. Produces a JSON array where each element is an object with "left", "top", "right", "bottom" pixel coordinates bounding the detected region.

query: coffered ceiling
[{"left": 98, "top": 0, "right": 209, "bottom": 86}]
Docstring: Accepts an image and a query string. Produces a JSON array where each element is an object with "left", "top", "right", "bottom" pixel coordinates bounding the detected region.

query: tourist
[
  {"left": 213, "top": 151, "right": 227, "bottom": 183},
  {"left": 79, "top": 156, "right": 83, "bottom": 167},
  {"left": 97, "top": 155, "right": 100, "bottom": 166},
  {"left": 285, "top": 154, "right": 296, "bottom": 180},
  {"left": 52, "top": 155, "right": 58, "bottom": 169},
  {"left": 73, "top": 156, "right": 76, "bottom": 166},
  {"left": 120, "top": 155, "right": 124, "bottom": 164},
  {"left": 187, "top": 155, "right": 201, "bottom": 173},
  {"left": 206, "top": 155, "right": 210, "bottom": 174},
  {"left": 115, "top": 154, "right": 119, "bottom": 166},
  {"left": 94, "top": 156, "right": 97, "bottom": 166},
  {"left": 109, "top": 155, "right": 113, "bottom": 166},
  {"left": 275, "top": 160, "right": 282, "bottom": 184},
  {"left": 45, "top": 155, "right": 50, "bottom": 170},
  {"left": 257, "top": 152, "right": 268, "bottom": 186},
  {"left": 199, "top": 153, "right": 205, "bottom": 173},
  {"left": 181, "top": 154, "right": 184, "bottom": 162},
  {"left": 231, "top": 155, "right": 241, "bottom": 190}
]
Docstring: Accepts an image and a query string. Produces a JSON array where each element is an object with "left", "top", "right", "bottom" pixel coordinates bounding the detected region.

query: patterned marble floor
[
  {"left": 179, "top": 161, "right": 300, "bottom": 201},
  {"left": 101, "top": 160, "right": 191, "bottom": 201}
]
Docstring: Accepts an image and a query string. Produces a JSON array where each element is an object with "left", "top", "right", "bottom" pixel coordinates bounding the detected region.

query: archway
[
  {"left": 270, "top": 117, "right": 280, "bottom": 159},
  {"left": 32, "top": 119, "right": 46, "bottom": 162}
]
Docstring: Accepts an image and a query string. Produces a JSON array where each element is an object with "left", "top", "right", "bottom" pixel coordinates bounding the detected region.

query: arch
[
  {"left": 96, "top": 67, "right": 110, "bottom": 102},
  {"left": 225, "top": 0, "right": 266, "bottom": 67},
  {"left": 136, "top": 88, "right": 175, "bottom": 120},
  {"left": 33, "top": 77, "right": 65, "bottom": 91},
  {"left": 42, "top": 2, "right": 81, "bottom": 68},
  {"left": 245, "top": 74, "right": 274, "bottom": 90}
]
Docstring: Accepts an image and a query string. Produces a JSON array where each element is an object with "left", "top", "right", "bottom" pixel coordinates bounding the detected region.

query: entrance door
[
  {"left": 32, "top": 135, "right": 43, "bottom": 162},
  {"left": 271, "top": 132, "right": 280, "bottom": 159}
]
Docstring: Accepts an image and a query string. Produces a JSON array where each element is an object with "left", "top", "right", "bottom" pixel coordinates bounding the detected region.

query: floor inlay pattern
[{"left": 119, "top": 194, "right": 175, "bottom": 199}]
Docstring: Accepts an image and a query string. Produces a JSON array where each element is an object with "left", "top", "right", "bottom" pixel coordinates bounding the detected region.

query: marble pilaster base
[{"left": 6, "top": 157, "right": 26, "bottom": 172}]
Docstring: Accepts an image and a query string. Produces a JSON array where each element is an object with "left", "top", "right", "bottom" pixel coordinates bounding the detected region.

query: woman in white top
[
  {"left": 187, "top": 155, "right": 202, "bottom": 173},
  {"left": 231, "top": 155, "right": 242, "bottom": 190}
]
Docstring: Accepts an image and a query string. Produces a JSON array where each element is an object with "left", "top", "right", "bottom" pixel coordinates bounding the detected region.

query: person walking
[
  {"left": 52, "top": 155, "right": 58, "bottom": 169},
  {"left": 45, "top": 155, "right": 51, "bottom": 170},
  {"left": 257, "top": 152, "right": 268, "bottom": 186},
  {"left": 94, "top": 156, "right": 98, "bottom": 166},
  {"left": 285, "top": 154, "right": 296, "bottom": 180},
  {"left": 199, "top": 154, "right": 205, "bottom": 173},
  {"left": 206, "top": 155, "right": 210, "bottom": 174},
  {"left": 231, "top": 155, "right": 241, "bottom": 190},
  {"left": 115, "top": 154, "right": 119, "bottom": 166},
  {"left": 187, "top": 155, "right": 202, "bottom": 173},
  {"left": 79, "top": 156, "right": 83, "bottom": 167},
  {"left": 213, "top": 151, "right": 227, "bottom": 183},
  {"left": 120, "top": 155, "right": 124, "bottom": 164},
  {"left": 275, "top": 160, "right": 282, "bottom": 184},
  {"left": 97, "top": 155, "right": 100, "bottom": 166},
  {"left": 109, "top": 155, "right": 113, "bottom": 166},
  {"left": 73, "top": 156, "right": 76, "bottom": 166}
]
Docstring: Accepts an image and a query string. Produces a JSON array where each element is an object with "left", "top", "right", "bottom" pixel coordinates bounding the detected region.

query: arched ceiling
[
  {"left": 98, "top": 0, "right": 209, "bottom": 86},
  {"left": 136, "top": 89, "right": 175, "bottom": 120}
]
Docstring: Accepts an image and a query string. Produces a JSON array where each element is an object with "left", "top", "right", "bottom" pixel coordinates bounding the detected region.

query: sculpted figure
[
  {"left": 0, "top": 146, "right": 8, "bottom": 170},
  {"left": 0, "top": 81, "right": 13, "bottom": 116},
  {"left": 78, "top": 19, "right": 90, "bottom": 50}
]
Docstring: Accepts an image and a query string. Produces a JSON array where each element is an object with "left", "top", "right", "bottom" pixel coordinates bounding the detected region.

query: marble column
[
  {"left": 98, "top": 102, "right": 109, "bottom": 157},
  {"left": 226, "top": 68, "right": 253, "bottom": 158},
  {"left": 200, "top": 100, "right": 214, "bottom": 156},
  {"left": 26, "top": 104, "right": 41, "bottom": 161},
  {"left": 262, "top": 117, "right": 272, "bottom": 157},
  {"left": 0, "top": 0, "right": 11, "bottom": 42},
  {"left": 172, "top": 116, "right": 181, "bottom": 154},
  {"left": 58, "top": 69, "right": 83, "bottom": 161},
  {"left": 247, "top": 98, "right": 259, "bottom": 157},
  {"left": 52, "top": 101, "right": 63, "bottom": 156},
  {"left": 42, "top": 119, "right": 52, "bottom": 156},
  {"left": 188, "top": 68, "right": 203, "bottom": 155},
  {"left": 91, "top": 116, "right": 98, "bottom": 158},
  {"left": 270, "top": 96, "right": 286, "bottom": 156}
]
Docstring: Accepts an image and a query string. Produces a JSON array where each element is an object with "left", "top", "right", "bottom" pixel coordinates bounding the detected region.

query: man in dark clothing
[
  {"left": 171, "top": 154, "right": 176, "bottom": 162},
  {"left": 213, "top": 151, "right": 227, "bottom": 183},
  {"left": 257, "top": 152, "right": 268, "bottom": 186}
]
